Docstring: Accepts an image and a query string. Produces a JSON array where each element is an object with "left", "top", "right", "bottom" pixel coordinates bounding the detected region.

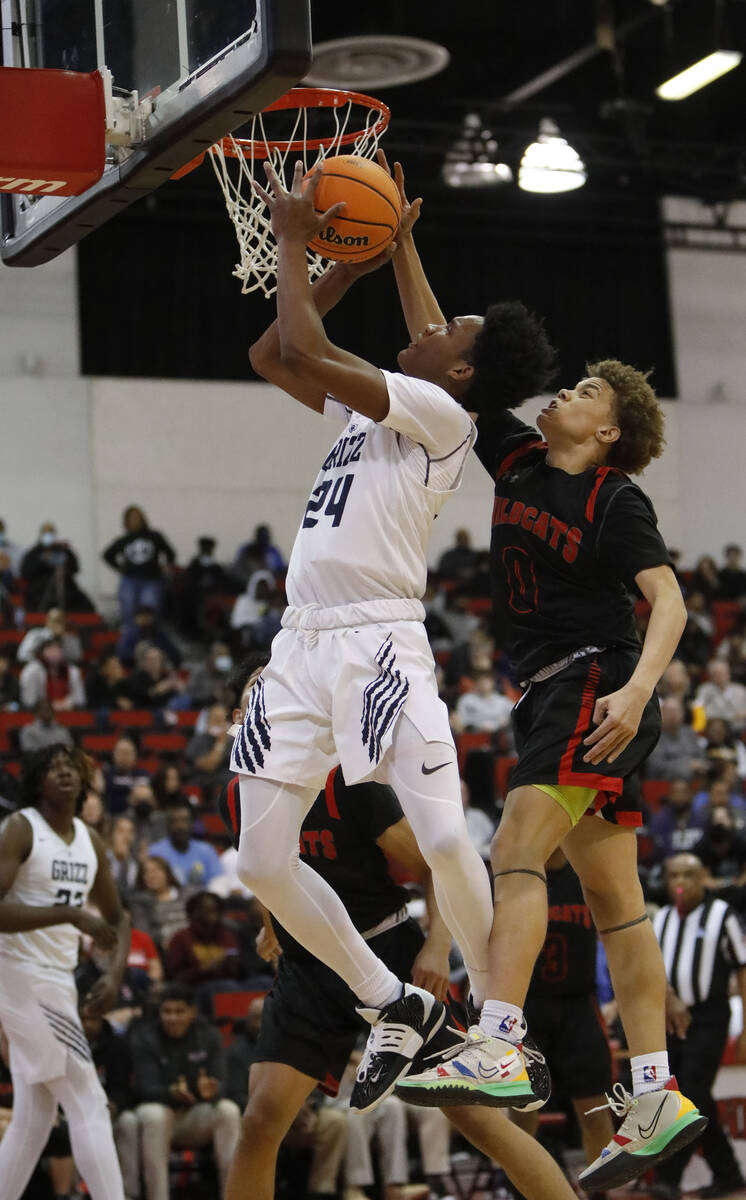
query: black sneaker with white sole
[{"left": 350, "top": 983, "right": 445, "bottom": 1113}]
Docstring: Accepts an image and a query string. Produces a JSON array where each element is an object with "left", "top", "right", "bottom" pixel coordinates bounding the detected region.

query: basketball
[{"left": 304, "top": 154, "right": 402, "bottom": 263}]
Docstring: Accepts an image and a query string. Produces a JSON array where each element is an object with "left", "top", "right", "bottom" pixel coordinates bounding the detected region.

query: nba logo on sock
[
  {"left": 499, "top": 1015, "right": 518, "bottom": 1035},
  {"left": 643, "top": 1065, "right": 657, "bottom": 1083}
]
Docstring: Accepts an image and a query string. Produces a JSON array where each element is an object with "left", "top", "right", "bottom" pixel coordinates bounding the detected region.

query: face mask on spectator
[
  {"left": 214, "top": 655, "right": 233, "bottom": 673},
  {"left": 40, "top": 531, "right": 56, "bottom": 546}
]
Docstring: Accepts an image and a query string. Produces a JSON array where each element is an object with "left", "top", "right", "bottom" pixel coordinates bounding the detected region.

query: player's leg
[
  {"left": 571, "top": 1097, "right": 616, "bottom": 1165},
  {"left": 563, "top": 815, "right": 706, "bottom": 1190},
  {"left": 225, "top": 1061, "right": 318, "bottom": 1200},
  {"left": 236, "top": 776, "right": 403, "bottom": 1008},
  {"left": 48, "top": 1055, "right": 126, "bottom": 1200},
  {"left": 445, "top": 1106, "right": 578, "bottom": 1200},
  {"left": 0, "top": 1075, "right": 58, "bottom": 1199},
  {"left": 380, "top": 713, "right": 494, "bottom": 1002}
]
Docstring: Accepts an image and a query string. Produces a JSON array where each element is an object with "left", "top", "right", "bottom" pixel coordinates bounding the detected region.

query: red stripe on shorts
[
  {"left": 558, "top": 658, "right": 602, "bottom": 782},
  {"left": 325, "top": 767, "right": 341, "bottom": 820},
  {"left": 227, "top": 777, "right": 239, "bottom": 836}
]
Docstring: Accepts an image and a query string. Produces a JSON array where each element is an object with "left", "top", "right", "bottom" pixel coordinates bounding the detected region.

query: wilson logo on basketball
[
  {"left": 317, "top": 225, "right": 369, "bottom": 250},
  {"left": 0, "top": 176, "right": 68, "bottom": 193}
]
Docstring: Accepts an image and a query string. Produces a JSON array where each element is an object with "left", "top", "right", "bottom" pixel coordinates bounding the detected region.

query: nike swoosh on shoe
[{"left": 638, "top": 1097, "right": 667, "bottom": 1140}]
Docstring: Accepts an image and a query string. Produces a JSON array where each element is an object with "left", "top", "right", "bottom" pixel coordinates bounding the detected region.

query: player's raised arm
[
  {"left": 378, "top": 154, "right": 447, "bottom": 340},
  {"left": 257, "top": 160, "right": 393, "bottom": 422}
]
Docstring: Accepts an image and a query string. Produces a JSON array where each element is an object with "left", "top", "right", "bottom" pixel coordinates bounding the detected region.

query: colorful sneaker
[
  {"left": 511, "top": 1032, "right": 551, "bottom": 1112},
  {"left": 394, "top": 1025, "right": 537, "bottom": 1108},
  {"left": 578, "top": 1078, "right": 708, "bottom": 1191},
  {"left": 349, "top": 983, "right": 445, "bottom": 1114}
]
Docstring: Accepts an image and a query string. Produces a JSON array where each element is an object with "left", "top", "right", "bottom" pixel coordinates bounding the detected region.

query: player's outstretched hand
[
  {"left": 72, "top": 909, "right": 118, "bottom": 950},
  {"left": 252, "top": 160, "right": 345, "bottom": 246},
  {"left": 582, "top": 681, "right": 650, "bottom": 765},
  {"left": 82, "top": 972, "right": 120, "bottom": 1018},
  {"left": 375, "top": 150, "right": 422, "bottom": 240}
]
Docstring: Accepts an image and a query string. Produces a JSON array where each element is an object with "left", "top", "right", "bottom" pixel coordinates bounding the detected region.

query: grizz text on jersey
[{"left": 51, "top": 860, "right": 89, "bottom": 883}]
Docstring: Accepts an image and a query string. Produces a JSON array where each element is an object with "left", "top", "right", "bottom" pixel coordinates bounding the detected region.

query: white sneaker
[{"left": 395, "top": 1025, "right": 536, "bottom": 1108}]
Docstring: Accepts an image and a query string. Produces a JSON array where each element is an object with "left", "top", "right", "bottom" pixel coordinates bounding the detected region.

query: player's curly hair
[
  {"left": 227, "top": 651, "right": 270, "bottom": 710},
  {"left": 466, "top": 300, "right": 557, "bottom": 415},
  {"left": 21, "top": 743, "right": 92, "bottom": 813},
  {"left": 587, "top": 359, "right": 665, "bottom": 475}
]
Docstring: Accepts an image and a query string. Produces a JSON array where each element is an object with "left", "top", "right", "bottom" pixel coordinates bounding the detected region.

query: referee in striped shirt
[{"left": 650, "top": 852, "right": 746, "bottom": 1199}]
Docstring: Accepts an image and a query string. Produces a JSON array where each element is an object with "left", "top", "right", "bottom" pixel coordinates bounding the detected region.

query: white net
[{"left": 208, "top": 96, "right": 388, "bottom": 298}]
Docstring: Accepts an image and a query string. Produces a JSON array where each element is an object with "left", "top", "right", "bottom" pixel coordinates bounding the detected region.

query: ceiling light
[
  {"left": 656, "top": 49, "right": 742, "bottom": 100},
  {"left": 442, "top": 114, "right": 513, "bottom": 188},
  {"left": 518, "top": 119, "right": 586, "bottom": 194}
]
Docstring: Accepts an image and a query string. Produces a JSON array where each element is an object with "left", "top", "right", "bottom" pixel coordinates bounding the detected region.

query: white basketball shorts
[
  {"left": 230, "top": 599, "right": 454, "bottom": 790},
  {"left": 0, "top": 955, "right": 94, "bottom": 1084}
]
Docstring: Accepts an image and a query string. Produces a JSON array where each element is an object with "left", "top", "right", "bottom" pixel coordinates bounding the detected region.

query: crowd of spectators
[{"left": 3, "top": 514, "right": 746, "bottom": 1197}]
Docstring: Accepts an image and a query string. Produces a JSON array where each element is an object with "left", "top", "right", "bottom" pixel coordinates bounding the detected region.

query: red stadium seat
[
  {"left": 0, "top": 712, "right": 34, "bottom": 730},
  {"left": 199, "top": 813, "right": 226, "bottom": 836},
  {"left": 712, "top": 600, "right": 742, "bottom": 644},
  {"left": 55, "top": 710, "right": 96, "bottom": 728},
  {"left": 81, "top": 732, "right": 118, "bottom": 754},
  {"left": 88, "top": 630, "right": 120, "bottom": 655},
  {"left": 3, "top": 760, "right": 21, "bottom": 777},
  {"left": 138, "top": 756, "right": 161, "bottom": 774},
  {"left": 467, "top": 597, "right": 492, "bottom": 615},
  {"left": 0, "top": 630, "right": 24, "bottom": 648},
  {"left": 172, "top": 710, "right": 201, "bottom": 728},
  {"left": 212, "top": 989, "right": 267, "bottom": 1023},
  {"left": 183, "top": 784, "right": 204, "bottom": 803},
  {"left": 64, "top": 612, "right": 103, "bottom": 627},
  {"left": 641, "top": 779, "right": 671, "bottom": 813},
  {"left": 23, "top": 612, "right": 47, "bottom": 626},
  {"left": 495, "top": 756, "right": 517, "bottom": 800},
  {"left": 141, "top": 732, "right": 187, "bottom": 753},
  {"left": 456, "top": 731, "right": 491, "bottom": 771},
  {"left": 108, "top": 710, "right": 154, "bottom": 729}
]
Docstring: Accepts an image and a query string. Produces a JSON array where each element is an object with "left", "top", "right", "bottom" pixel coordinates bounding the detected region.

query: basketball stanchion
[{"left": 171, "top": 86, "right": 392, "bottom": 298}]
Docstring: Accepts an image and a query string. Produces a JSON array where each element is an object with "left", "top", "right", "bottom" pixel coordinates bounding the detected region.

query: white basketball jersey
[
  {"left": 286, "top": 371, "right": 476, "bottom": 609},
  {"left": 0, "top": 807, "right": 98, "bottom": 974}
]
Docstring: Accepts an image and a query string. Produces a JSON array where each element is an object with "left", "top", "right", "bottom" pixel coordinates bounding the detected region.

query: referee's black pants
[{"left": 656, "top": 1003, "right": 742, "bottom": 1187}]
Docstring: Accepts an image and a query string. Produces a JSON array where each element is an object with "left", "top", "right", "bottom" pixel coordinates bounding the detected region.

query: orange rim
[{"left": 172, "top": 86, "right": 390, "bottom": 179}]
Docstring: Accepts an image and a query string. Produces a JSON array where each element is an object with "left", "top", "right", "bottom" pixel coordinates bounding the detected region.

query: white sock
[
  {"left": 379, "top": 981, "right": 404, "bottom": 1010},
  {"left": 479, "top": 1000, "right": 527, "bottom": 1044},
  {"left": 630, "top": 1051, "right": 671, "bottom": 1096}
]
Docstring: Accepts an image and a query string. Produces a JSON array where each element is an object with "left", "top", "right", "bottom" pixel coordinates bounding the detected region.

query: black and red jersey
[
  {"left": 530, "top": 862, "right": 597, "bottom": 999},
  {"left": 219, "top": 767, "right": 410, "bottom": 963},
  {"left": 474, "top": 411, "right": 671, "bottom": 680}
]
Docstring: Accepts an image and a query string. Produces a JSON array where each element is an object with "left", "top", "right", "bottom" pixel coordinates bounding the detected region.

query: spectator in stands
[
  {"left": 152, "top": 763, "right": 188, "bottom": 809},
  {"left": 106, "top": 814, "right": 141, "bottom": 896},
  {"left": 436, "top": 528, "right": 480, "bottom": 584},
  {"left": 87, "top": 652, "right": 134, "bottom": 713},
  {"left": 117, "top": 606, "right": 182, "bottom": 670},
  {"left": 125, "top": 780, "right": 167, "bottom": 845},
  {"left": 702, "top": 717, "right": 746, "bottom": 778},
  {"left": 444, "top": 625, "right": 496, "bottom": 691},
  {"left": 341, "top": 1051, "right": 428, "bottom": 1200},
  {"left": 130, "top": 982, "right": 241, "bottom": 1200},
  {"left": 102, "top": 505, "right": 176, "bottom": 629},
  {"left": 647, "top": 780, "right": 707, "bottom": 862},
  {"left": 690, "top": 554, "right": 721, "bottom": 602},
  {"left": 81, "top": 786, "right": 110, "bottom": 837},
  {"left": 450, "top": 670, "right": 513, "bottom": 737},
  {"left": 127, "top": 645, "right": 188, "bottom": 711},
  {"left": 676, "top": 591, "right": 714, "bottom": 671},
  {"left": 147, "top": 802, "right": 222, "bottom": 888},
  {"left": 185, "top": 702, "right": 233, "bottom": 802},
  {"left": 164, "top": 891, "right": 255, "bottom": 1005},
  {"left": 21, "top": 521, "right": 94, "bottom": 612},
  {"left": 234, "top": 524, "right": 285, "bottom": 579},
  {"left": 104, "top": 736, "right": 150, "bottom": 814},
  {"left": 0, "top": 518, "right": 23, "bottom": 576},
  {"left": 718, "top": 543, "right": 746, "bottom": 601},
  {"left": 438, "top": 587, "right": 479, "bottom": 648},
  {"left": 715, "top": 613, "right": 746, "bottom": 685},
  {"left": 179, "top": 537, "right": 236, "bottom": 638},
  {"left": 19, "top": 637, "right": 86, "bottom": 711},
  {"left": 695, "top": 659, "right": 746, "bottom": 732},
  {"left": 79, "top": 1008, "right": 141, "bottom": 1200},
  {"left": 130, "top": 856, "right": 188, "bottom": 953},
  {"left": 229, "top": 571, "right": 276, "bottom": 648},
  {"left": 187, "top": 641, "right": 234, "bottom": 709},
  {"left": 224, "top": 995, "right": 265, "bottom": 1109},
  {"left": 0, "top": 766, "right": 20, "bottom": 814},
  {"left": 692, "top": 764, "right": 746, "bottom": 819},
  {"left": 651, "top": 853, "right": 746, "bottom": 1200},
  {"left": 17, "top": 607, "right": 83, "bottom": 666},
  {"left": 645, "top": 697, "right": 708, "bottom": 780},
  {"left": 461, "top": 779, "right": 496, "bottom": 861},
  {"left": 658, "top": 657, "right": 693, "bottom": 704},
  {"left": 18, "top": 697, "right": 73, "bottom": 757},
  {"left": 0, "top": 652, "right": 19, "bottom": 711},
  {"left": 692, "top": 803, "right": 746, "bottom": 889},
  {"left": 125, "top": 907, "right": 164, "bottom": 997}
]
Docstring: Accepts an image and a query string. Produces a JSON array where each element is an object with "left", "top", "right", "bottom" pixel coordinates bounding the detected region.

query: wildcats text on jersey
[
  {"left": 51, "top": 860, "right": 89, "bottom": 883},
  {"left": 491, "top": 495, "right": 582, "bottom": 564}
]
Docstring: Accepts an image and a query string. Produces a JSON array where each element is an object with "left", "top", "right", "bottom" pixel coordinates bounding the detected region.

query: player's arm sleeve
[
  {"left": 595, "top": 487, "right": 672, "bottom": 590},
  {"left": 472, "top": 410, "right": 543, "bottom": 481},
  {"left": 379, "top": 370, "right": 475, "bottom": 456}
]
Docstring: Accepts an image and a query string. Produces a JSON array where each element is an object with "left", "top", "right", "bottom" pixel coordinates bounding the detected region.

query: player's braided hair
[
  {"left": 466, "top": 300, "right": 557, "bottom": 415},
  {"left": 21, "top": 743, "right": 92, "bottom": 812},
  {"left": 587, "top": 359, "right": 665, "bottom": 475}
]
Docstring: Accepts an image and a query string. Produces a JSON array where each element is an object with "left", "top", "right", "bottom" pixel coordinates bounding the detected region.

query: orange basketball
[{"left": 304, "top": 154, "right": 402, "bottom": 263}]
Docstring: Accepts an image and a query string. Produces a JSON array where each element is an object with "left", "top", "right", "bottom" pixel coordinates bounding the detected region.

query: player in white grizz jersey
[
  {"left": 0, "top": 745, "right": 131, "bottom": 1200},
  {"left": 232, "top": 158, "right": 556, "bottom": 1112}
]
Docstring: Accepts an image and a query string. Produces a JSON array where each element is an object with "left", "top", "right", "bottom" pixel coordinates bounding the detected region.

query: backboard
[{"left": 0, "top": 0, "right": 312, "bottom": 266}]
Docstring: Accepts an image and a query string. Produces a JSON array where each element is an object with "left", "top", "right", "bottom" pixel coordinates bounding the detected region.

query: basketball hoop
[{"left": 172, "top": 87, "right": 392, "bottom": 298}]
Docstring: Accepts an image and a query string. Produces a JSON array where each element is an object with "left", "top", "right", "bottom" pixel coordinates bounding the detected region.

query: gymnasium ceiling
[{"left": 308, "top": 0, "right": 746, "bottom": 205}]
